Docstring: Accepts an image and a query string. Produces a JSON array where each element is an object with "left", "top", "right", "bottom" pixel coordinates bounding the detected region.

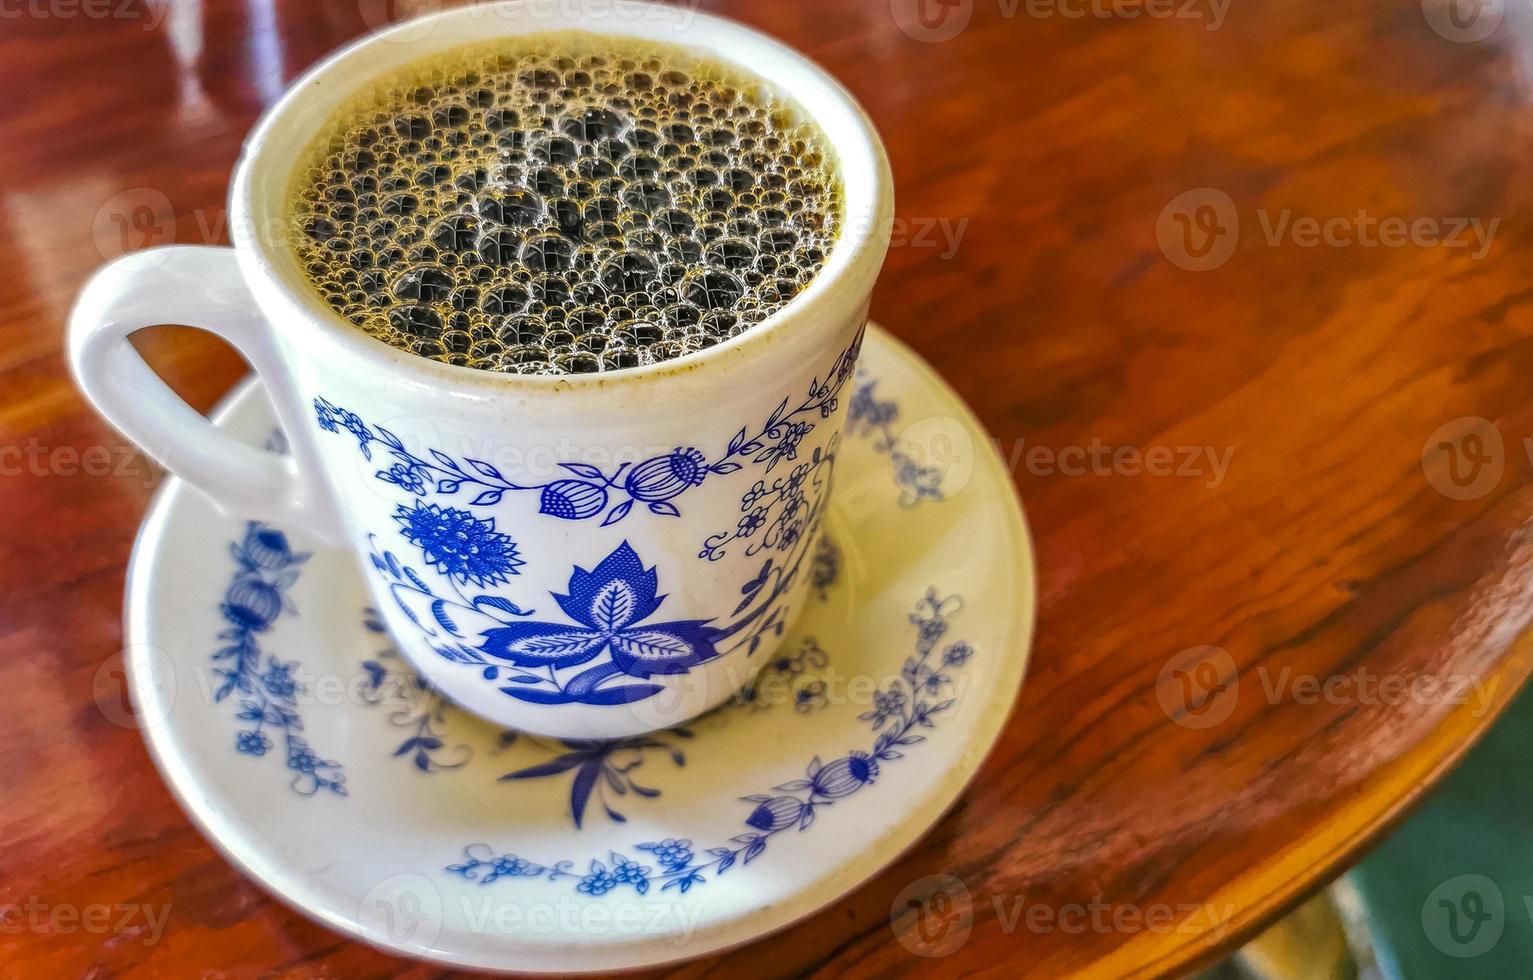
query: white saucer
[{"left": 124, "top": 324, "right": 1035, "bottom": 973}]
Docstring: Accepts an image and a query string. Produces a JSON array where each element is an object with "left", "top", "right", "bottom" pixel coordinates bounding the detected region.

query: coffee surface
[{"left": 288, "top": 35, "right": 841, "bottom": 374}]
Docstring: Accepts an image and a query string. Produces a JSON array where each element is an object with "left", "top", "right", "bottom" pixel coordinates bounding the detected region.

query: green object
[{"left": 1346, "top": 680, "right": 1533, "bottom": 977}]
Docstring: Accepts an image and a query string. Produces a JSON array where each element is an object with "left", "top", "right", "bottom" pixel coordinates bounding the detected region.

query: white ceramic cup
[{"left": 69, "top": 0, "right": 892, "bottom": 739}]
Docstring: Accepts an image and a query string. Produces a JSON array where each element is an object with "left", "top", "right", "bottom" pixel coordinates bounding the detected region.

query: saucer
[{"left": 124, "top": 323, "right": 1035, "bottom": 972}]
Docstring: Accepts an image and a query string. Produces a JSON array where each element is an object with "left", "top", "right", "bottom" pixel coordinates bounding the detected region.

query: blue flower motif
[
  {"left": 794, "top": 681, "right": 828, "bottom": 712},
  {"left": 810, "top": 752, "right": 879, "bottom": 798},
  {"left": 759, "top": 422, "right": 811, "bottom": 470},
  {"left": 577, "top": 868, "right": 617, "bottom": 895},
  {"left": 314, "top": 398, "right": 373, "bottom": 458},
  {"left": 942, "top": 642, "right": 974, "bottom": 666},
  {"left": 737, "top": 508, "right": 767, "bottom": 537},
  {"left": 236, "top": 730, "right": 271, "bottom": 756},
  {"left": 744, "top": 795, "right": 807, "bottom": 832},
  {"left": 810, "top": 536, "right": 840, "bottom": 599},
  {"left": 244, "top": 527, "right": 294, "bottom": 569},
  {"left": 637, "top": 838, "right": 693, "bottom": 868},
  {"left": 917, "top": 615, "right": 948, "bottom": 648},
  {"left": 341, "top": 414, "right": 370, "bottom": 448},
  {"left": 846, "top": 376, "right": 949, "bottom": 506},
  {"left": 539, "top": 479, "right": 609, "bottom": 520},
  {"left": 625, "top": 448, "right": 708, "bottom": 504},
  {"left": 611, "top": 856, "right": 650, "bottom": 886},
  {"left": 315, "top": 403, "right": 340, "bottom": 433},
  {"left": 491, "top": 855, "right": 533, "bottom": 879},
  {"left": 917, "top": 667, "right": 949, "bottom": 694},
  {"left": 288, "top": 743, "right": 320, "bottom": 773},
  {"left": 261, "top": 661, "right": 299, "bottom": 700},
  {"left": 394, "top": 500, "right": 523, "bottom": 587},
  {"left": 382, "top": 461, "right": 429, "bottom": 495},
  {"left": 859, "top": 688, "right": 906, "bottom": 727},
  {"left": 848, "top": 381, "right": 898, "bottom": 430},
  {"left": 223, "top": 576, "right": 282, "bottom": 631},
  {"left": 480, "top": 542, "right": 725, "bottom": 703},
  {"left": 214, "top": 521, "right": 342, "bottom": 796},
  {"left": 778, "top": 519, "right": 804, "bottom": 551}
]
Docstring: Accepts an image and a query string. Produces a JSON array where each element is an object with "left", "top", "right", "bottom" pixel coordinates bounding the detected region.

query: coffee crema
[{"left": 287, "top": 34, "right": 842, "bottom": 374}]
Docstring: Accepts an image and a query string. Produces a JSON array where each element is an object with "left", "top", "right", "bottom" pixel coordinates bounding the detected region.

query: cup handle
[{"left": 69, "top": 245, "right": 341, "bottom": 542}]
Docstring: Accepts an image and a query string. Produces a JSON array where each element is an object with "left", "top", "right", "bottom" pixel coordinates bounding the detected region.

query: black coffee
[{"left": 289, "top": 34, "right": 842, "bottom": 374}]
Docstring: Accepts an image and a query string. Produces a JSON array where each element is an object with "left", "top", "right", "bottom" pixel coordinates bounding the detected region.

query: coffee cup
[{"left": 70, "top": 0, "right": 892, "bottom": 739}]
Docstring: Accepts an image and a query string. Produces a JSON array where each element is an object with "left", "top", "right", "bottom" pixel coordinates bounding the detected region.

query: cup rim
[{"left": 229, "top": 0, "right": 892, "bottom": 392}]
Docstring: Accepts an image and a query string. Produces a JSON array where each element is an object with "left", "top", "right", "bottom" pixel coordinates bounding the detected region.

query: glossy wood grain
[{"left": 5, "top": 0, "right": 1533, "bottom": 975}]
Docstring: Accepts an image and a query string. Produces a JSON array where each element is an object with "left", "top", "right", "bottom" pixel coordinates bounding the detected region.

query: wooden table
[{"left": 5, "top": 0, "right": 1533, "bottom": 975}]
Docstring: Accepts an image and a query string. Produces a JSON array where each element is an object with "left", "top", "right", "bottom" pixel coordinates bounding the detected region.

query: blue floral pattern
[
  {"left": 314, "top": 332, "right": 864, "bottom": 708},
  {"left": 480, "top": 541, "right": 726, "bottom": 705},
  {"left": 364, "top": 535, "right": 531, "bottom": 676},
  {"left": 448, "top": 589, "right": 973, "bottom": 891},
  {"left": 502, "top": 730, "right": 693, "bottom": 828},
  {"left": 698, "top": 450, "right": 830, "bottom": 564},
  {"left": 213, "top": 523, "right": 345, "bottom": 796},
  {"left": 737, "top": 637, "right": 831, "bottom": 715},
  {"left": 312, "top": 330, "right": 861, "bottom": 528},
  {"left": 394, "top": 501, "right": 523, "bottom": 587},
  {"left": 368, "top": 536, "right": 737, "bottom": 707},
  {"left": 809, "top": 536, "right": 840, "bottom": 601},
  {"left": 354, "top": 575, "right": 837, "bottom": 825},
  {"left": 369, "top": 485, "right": 836, "bottom": 703},
  {"left": 491, "top": 635, "right": 833, "bottom": 828},
  {"left": 204, "top": 345, "right": 954, "bottom": 829},
  {"left": 359, "top": 610, "right": 473, "bottom": 773},
  {"left": 847, "top": 376, "right": 946, "bottom": 506}
]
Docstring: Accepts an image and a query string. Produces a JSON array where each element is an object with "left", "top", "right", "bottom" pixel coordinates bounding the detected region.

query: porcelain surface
[{"left": 125, "top": 325, "right": 1034, "bottom": 972}]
